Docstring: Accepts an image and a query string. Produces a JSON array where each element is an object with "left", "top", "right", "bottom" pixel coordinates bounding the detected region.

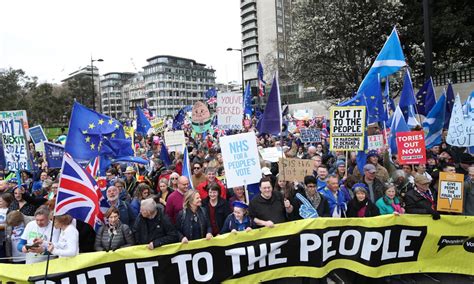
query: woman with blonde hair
[
  {"left": 47, "top": 214, "right": 79, "bottom": 257},
  {"left": 175, "top": 190, "right": 212, "bottom": 243},
  {"left": 156, "top": 178, "right": 174, "bottom": 207},
  {"left": 95, "top": 207, "right": 134, "bottom": 252},
  {"left": 168, "top": 172, "right": 180, "bottom": 191}
]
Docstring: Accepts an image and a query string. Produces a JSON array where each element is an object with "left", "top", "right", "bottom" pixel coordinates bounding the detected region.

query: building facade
[
  {"left": 61, "top": 66, "right": 101, "bottom": 111},
  {"left": 241, "top": 0, "right": 301, "bottom": 101},
  {"left": 142, "top": 55, "right": 215, "bottom": 117},
  {"left": 100, "top": 72, "right": 135, "bottom": 119},
  {"left": 98, "top": 55, "right": 215, "bottom": 119}
]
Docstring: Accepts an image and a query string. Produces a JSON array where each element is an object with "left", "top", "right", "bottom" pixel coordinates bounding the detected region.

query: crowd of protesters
[{"left": 0, "top": 117, "right": 473, "bottom": 280}]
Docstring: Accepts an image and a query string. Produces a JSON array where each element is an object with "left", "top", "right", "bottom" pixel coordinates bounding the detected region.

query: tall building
[
  {"left": 142, "top": 55, "right": 215, "bottom": 117},
  {"left": 241, "top": 0, "right": 300, "bottom": 100},
  {"left": 100, "top": 72, "right": 135, "bottom": 119},
  {"left": 122, "top": 72, "right": 145, "bottom": 119},
  {"left": 62, "top": 66, "right": 101, "bottom": 111}
]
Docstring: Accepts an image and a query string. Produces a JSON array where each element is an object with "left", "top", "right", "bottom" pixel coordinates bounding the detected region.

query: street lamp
[
  {"left": 90, "top": 57, "right": 104, "bottom": 111},
  {"left": 226, "top": 48, "right": 245, "bottom": 92}
]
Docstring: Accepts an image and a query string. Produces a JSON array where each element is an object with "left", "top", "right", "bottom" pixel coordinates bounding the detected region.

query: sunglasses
[{"left": 194, "top": 167, "right": 201, "bottom": 170}]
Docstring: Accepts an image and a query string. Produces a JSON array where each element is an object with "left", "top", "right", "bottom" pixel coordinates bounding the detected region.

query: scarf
[
  {"left": 415, "top": 187, "right": 435, "bottom": 210},
  {"left": 305, "top": 189, "right": 322, "bottom": 209}
]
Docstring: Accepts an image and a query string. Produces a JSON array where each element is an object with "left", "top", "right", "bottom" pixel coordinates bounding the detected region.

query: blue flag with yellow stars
[
  {"left": 65, "top": 102, "right": 126, "bottom": 163},
  {"left": 44, "top": 141, "right": 65, "bottom": 169},
  {"left": 136, "top": 106, "right": 152, "bottom": 135},
  {"left": 415, "top": 77, "right": 436, "bottom": 116}
]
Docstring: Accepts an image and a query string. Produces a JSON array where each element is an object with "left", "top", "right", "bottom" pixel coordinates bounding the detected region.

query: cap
[
  {"left": 414, "top": 175, "right": 431, "bottom": 185},
  {"left": 261, "top": 167, "right": 272, "bottom": 176},
  {"left": 233, "top": 201, "right": 249, "bottom": 209},
  {"left": 363, "top": 164, "right": 377, "bottom": 173},
  {"left": 367, "top": 150, "right": 379, "bottom": 159},
  {"left": 124, "top": 166, "right": 136, "bottom": 174}
]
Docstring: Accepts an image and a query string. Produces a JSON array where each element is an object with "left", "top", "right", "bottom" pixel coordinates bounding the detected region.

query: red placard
[
  {"left": 396, "top": 131, "right": 426, "bottom": 165},
  {"left": 296, "top": 120, "right": 306, "bottom": 128}
]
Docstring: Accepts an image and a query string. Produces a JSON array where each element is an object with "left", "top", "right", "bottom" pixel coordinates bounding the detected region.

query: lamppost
[
  {"left": 226, "top": 48, "right": 245, "bottom": 92},
  {"left": 90, "top": 57, "right": 104, "bottom": 111}
]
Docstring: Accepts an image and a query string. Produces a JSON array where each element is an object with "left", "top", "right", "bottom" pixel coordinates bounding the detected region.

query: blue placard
[{"left": 29, "top": 125, "right": 47, "bottom": 144}]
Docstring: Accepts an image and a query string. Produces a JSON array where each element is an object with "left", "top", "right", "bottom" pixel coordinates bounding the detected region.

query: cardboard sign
[
  {"left": 1, "top": 119, "right": 29, "bottom": 171},
  {"left": 293, "top": 109, "right": 313, "bottom": 121},
  {"left": 220, "top": 131, "right": 261, "bottom": 188},
  {"left": 278, "top": 158, "right": 313, "bottom": 182},
  {"left": 29, "top": 125, "right": 48, "bottom": 152},
  {"left": 368, "top": 134, "right": 384, "bottom": 152},
  {"left": 396, "top": 131, "right": 426, "bottom": 165},
  {"left": 329, "top": 106, "right": 365, "bottom": 151},
  {"left": 437, "top": 172, "right": 464, "bottom": 213},
  {"left": 299, "top": 128, "right": 321, "bottom": 143},
  {"left": 0, "top": 110, "right": 29, "bottom": 137},
  {"left": 217, "top": 92, "right": 243, "bottom": 130},
  {"left": 164, "top": 130, "right": 185, "bottom": 153},
  {"left": 259, "top": 147, "right": 285, "bottom": 163}
]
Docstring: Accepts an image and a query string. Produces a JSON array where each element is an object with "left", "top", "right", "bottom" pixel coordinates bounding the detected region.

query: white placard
[
  {"left": 164, "top": 130, "right": 185, "bottom": 153},
  {"left": 0, "top": 110, "right": 29, "bottom": 138},
  {"left": 220, "top": 131, "right": 261, "bottom": 188},
  {"left": 1, "top": 119, "right": 29, "bottom": 171},
  {"left": 217, "top": 92, "right": 243, "bottom": 130},
  {"left": 259, "top": 147, "right": 285, "bottom": 163},
  {"left": 293, "top": 109, "right": 314, "bottom": 120}
]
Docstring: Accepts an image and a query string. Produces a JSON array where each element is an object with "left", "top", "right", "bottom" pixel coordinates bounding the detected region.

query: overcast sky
[{"left": 0, "top": 0, "right": 242, "bottom": 84}]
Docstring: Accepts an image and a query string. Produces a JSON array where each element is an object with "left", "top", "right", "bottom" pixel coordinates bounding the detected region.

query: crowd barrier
[{"left": 0, "top": 214, "right": 473, "bottom": 283}]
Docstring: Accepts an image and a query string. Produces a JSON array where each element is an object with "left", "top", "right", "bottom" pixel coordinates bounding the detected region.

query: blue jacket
[
  {"left": 320, "top": 188, "right": 349, "bottom": 217},
  {"left": 220, "top": 214, "right": 254, "bottom": 234}
]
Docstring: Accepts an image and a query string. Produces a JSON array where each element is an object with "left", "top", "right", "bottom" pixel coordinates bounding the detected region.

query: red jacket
[{"left": 196, "top": 179, "right": 226, "bottom": 200}]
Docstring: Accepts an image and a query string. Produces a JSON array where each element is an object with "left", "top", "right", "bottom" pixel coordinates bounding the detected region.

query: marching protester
[
  {"left": 196, "top": 167, "right": 227, "bottom": 200},
  {"left": 220, "top": 201, "right": 254, "bottom": 234},
  {"left": 405, "top": 175, "right": 440, "bottom": 219},
  {"left": 10, "top": 186, "right": 36, "bottom": 216},
  {"left": 320, "top": 175, "right": 349, "bottom": 218},
  {"left": 156, "top": 178, "right": 174, "bottom": 207},
  {"left": 360, "top": 164, "right": 386, "bottom": 203},
  {"left": 0, "top": 193, "right": 13, "bottom": 262},
  {"left": 165, "top": 176, "right": 190, "bottom": 224},
  {"left": 105, "top": 186, "right": 136, "bottom": 227},
  {"left": 5, "top": 211, "right": 34, "bottom": 263},
  {"left": 130, "top": 183, "right": 153, "bottom": 216},
  {"left": 228, "top": 186, "right": 246, "bottom": 211},
  {"left": 346, "top": 183, "right": 380, "bottom": 217},
  {"left": 291, "top": 176, "right": 330, "bottom": 219},
  {"left": 376, "top": 184, "right": 405, "bottom": 215},
  {"left": 175, "top": 190, "right": 212, "bottom": 243},
  {"left": 95, "top": 207, "right": 135, "bottom": 252}
]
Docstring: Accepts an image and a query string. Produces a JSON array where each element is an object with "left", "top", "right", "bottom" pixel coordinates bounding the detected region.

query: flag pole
[{"left": 42, "top": 215, "right": 56, "bottom": 283}]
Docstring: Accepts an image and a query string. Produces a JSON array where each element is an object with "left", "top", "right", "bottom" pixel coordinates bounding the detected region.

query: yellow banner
[{"left": 1, "top": 215, "right": 473, "bottom": 283}]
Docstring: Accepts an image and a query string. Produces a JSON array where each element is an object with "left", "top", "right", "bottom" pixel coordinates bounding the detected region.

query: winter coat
[
  {"left": 132, "top": 208, "right": 178, "bottom": 248},
  {"left": 95, "top": 222, "right": 134, "bottom": 252},
  {"left": 346, "top": 198, "right": 380, "bottom": 217},
  {"left": 201, "top": 197, "right": 231, "bottom": 234},
  {"left": 175, "top": 207, "right": 212, "bottom": 241}
]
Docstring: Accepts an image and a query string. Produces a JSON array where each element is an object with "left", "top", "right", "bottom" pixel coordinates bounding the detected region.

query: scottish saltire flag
[
  {"left": 257, "top": 73, "right": 282, "bottom": 135},
  {"left": 65, "top": 102, "right": 125, "bottom": 163},
  {"left": 415, "top": 78, "right": 436, "bottom": 116},
  {"left": 85, "top": 156, "right": 100, "bottom": 178},
  {"left": 444, "top": 83, "right": 455, "bottom": 129},
  {"left": 423, "top": 94, "right": 446, "bottom": 148},
  {"left": 136, "top": 107, "right": 152, "bottom": 135},
  {"left": 358, "top": 27, "right": 406, "bottom": 95},
  {"left": 44, "top": 141, "right": 65, "bottom": 169},
  {"left": 389, "top": 106, "right": 410, "bottom": 154},
  {"left": 182, "top": 147, "right": 193, "bottom": 189},
  {"left": 243, "top": 82, "right": 253, "bottom": 118},
  {"left": 205, "top": 87, "right": 217, "bottom": 99},
  {"left": 405, "top": 105, "right": 420, "bottom": 129},
  {"left": 55, "top": 153, "right": 104, "bottom": 230},
  {"left": 398, "top": 69, "right": 416, "bottom": 108},
  {"left": 257, "top": 62, "right": 266, "bottom": 97},
  {"left": 159, "top": 142, "right": 172, "bottom": 168}
]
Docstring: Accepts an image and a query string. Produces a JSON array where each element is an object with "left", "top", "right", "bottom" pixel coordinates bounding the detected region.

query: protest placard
[
  {"left": 164, "top": 130, "right": 185, "bottom": 153},
  {"left": 396, "top": 131, "right": 426, "bottom": 165},
  {"left": 446, "top": 94, "right": 474, "bottom": 146},
  {"left": 220, "top": 131, "right": 261, "bottom": 188},
  {"left": 217, "top": 92, "right": 243, "bottom": 130},
  {"left": 329, "top": 106, "right": 365, "bottom": 151},
  {"left": 368, "top": 134, "right": 384, "bottom": 152},
  {"left": 437, "top": 172, "right": 464, "bottom": 213},
  {"left": 293, "top": 109, "right": 313, "bottom": 120},
  {"left": 278, "top": 158, "right": 313, "bottom": 182},
  {"left": 0, "top": 110, "right": 29, "bottom": 137},
  {"left": 29, "top": 125, "right": 48, "bottom": 152},
  {"left": 259, "top": 147, "right": 284, "bottom": 163},
  {"left": 299, "top": 128, "right": 321, "bottom": 143},
  {"left": 0, "top": 119, "right": 29, "bottom": 171}
]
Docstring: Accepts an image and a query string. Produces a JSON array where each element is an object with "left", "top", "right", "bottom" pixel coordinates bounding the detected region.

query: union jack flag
[
  {"left": 321, "top": 118, "right": 329, "bottom": 139},
  {"left": 55, "top": 153, "right": 104, "bottom": 231},
  {"left": 207, "top": 97, "right": 217, "bottom": 105},
  {"left": 85, "top": 156, "right": 100, "bottom": 179}
]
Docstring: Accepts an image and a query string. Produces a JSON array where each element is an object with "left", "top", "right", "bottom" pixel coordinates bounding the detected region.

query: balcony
[
  {"left": 242, "top": 21, "right": 257, "bottom": 33},
  {"left": 241, "top": 13, "right": 257, "bottom": 25},
  {"left": 240, "top": 0, "right": 256, "bottom": 9},
  {"left": 241, "top": 3, "right": 256, "bottom": 17}
]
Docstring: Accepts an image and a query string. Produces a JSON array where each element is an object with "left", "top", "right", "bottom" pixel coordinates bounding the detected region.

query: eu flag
[
  {"left": 65, "top": 102, "right": 125, "bottom": 163},
  {"left": 444, "top": 83, "right": 455, "bottom": 129},
  {"left": 136, "top": 106, "right": 152, "bottom": 135},
  {"left": 44, "top": 141, "right": 65, "bottom": 169},
  {"left": 415, "top": 77, "right": 436, "bottom": 116}
]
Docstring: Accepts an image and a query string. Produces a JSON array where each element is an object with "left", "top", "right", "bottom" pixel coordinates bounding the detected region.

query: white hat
[{"left": 261, "top": 167, "right": 272, "bottom": 176}]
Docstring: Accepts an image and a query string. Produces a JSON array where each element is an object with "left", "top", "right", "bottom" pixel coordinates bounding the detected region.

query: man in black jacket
[
  {"left": 405, "top": 175, "right": 441, "bottom": 220},
  {"left": 133, "top": 199, "right": 179, "bottom": 250}
]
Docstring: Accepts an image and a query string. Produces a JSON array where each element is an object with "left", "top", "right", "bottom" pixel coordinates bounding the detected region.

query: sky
[{"left": 0, "top": 0, "right": 242, "bottom": 84}]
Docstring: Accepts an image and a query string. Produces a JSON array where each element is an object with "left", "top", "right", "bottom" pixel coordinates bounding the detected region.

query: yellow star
[
  {"left": 98, "top": 119, "right": 104, "bottom": 125},
  {"left": 85, "top": 136, "right": 91, "bottom": 143},
  {"left": 89, "top": 123, "right": 95, "bottom": 129},
  {"left": 82, "top": 130, "right": 88, "bottom": 134},
  {"left": 90, "top": 143, "right": 95, "bottom": 150},
  {"left": 111, "top": 133, "right": 116, "bottom": 138},
  {"left": 370, "top": 96, "right": 375, "bottom": 100},
  {"left": 108, "top": 119, "right": 114, "bottom": 125},
  {"left": 355, "top": 100, "right": 360, "bottom": 103},
  {"left": 115, "top": 124, "right": 120, "bottom": 129}
]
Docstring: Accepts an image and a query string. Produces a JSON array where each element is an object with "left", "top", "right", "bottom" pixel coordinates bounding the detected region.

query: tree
[
  {"left": 66, "top": 75, "right": 94, "bottom": 109},
  {"left": 0, "top": 68, "right": 37, "bottom": 111}
]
